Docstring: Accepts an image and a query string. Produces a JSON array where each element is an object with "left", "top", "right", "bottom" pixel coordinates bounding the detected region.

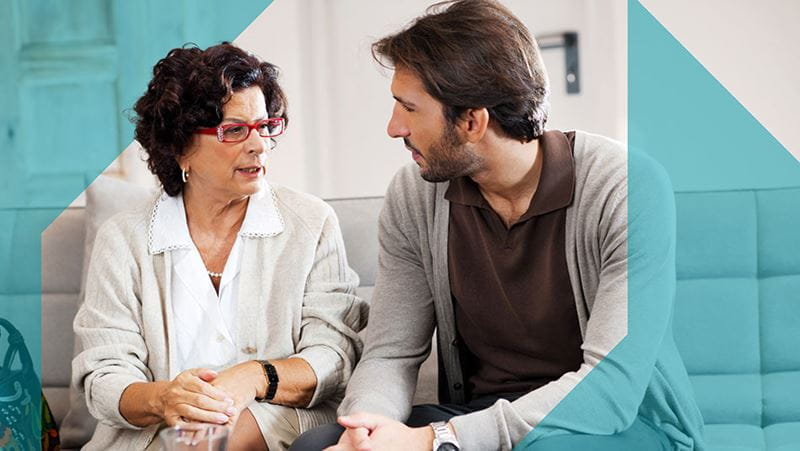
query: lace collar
[{"left": 148, "top": 183, "right": 285, "bottom": 255}]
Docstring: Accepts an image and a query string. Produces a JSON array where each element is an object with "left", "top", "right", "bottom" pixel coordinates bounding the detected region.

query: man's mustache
[{"left": 403, "top": 138, "right": 419, "bottom": 153}]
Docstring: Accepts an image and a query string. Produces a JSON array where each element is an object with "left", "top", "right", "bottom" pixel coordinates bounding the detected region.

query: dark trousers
[{"left": 290, "top": 395, "right": 672, "bottom": 451}]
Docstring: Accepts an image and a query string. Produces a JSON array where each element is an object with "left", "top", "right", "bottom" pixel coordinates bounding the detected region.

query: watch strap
[
  {"left": 431, "top": 421, "right": 460, "bottom": 451},
  {"left": 255, "top": 360, "right": 279, "bottom": 402}
]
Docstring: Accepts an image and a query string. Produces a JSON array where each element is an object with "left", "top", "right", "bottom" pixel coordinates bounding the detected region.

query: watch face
[{"left": 437, "top": 444, "right": 459, "bottom": 451}]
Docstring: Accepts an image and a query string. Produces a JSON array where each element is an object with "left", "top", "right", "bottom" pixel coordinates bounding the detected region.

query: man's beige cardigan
[{"left": 72, "top": 184, "right": 368, "bottom": 450}]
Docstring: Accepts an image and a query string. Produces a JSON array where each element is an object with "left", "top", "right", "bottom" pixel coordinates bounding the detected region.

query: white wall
[{"left": 121, "top": 0, "right": 628, "bottom": 199}]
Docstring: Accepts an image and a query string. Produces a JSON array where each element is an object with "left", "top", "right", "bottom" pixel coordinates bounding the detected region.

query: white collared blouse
[
  {"left": 151, "top": 192, "right": 248, "bottom": 372},
  {"left": 149, "top": 186, "right": 285, "bottom": 373}
]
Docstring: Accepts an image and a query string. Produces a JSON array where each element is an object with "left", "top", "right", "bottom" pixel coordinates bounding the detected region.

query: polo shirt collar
[{"left": 445, "top": 130, "right": 575, "bottom": 219}]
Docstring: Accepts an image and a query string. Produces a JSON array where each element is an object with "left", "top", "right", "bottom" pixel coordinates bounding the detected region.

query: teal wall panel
[
  {"left": 20, "top": 0, "right": 112, "bottom": 46},
  {"left": 22, "top": 81, "right": 119, "bottom": 173}
]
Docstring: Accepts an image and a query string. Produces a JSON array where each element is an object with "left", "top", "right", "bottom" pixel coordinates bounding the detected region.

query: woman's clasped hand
[{"left": 157, "top": 368, "right": 238, "bottom": 428}]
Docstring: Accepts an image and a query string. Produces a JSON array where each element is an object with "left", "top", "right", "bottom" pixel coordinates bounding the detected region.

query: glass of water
[{"left": 159, "top": 424, "right": 229, "bottom": 451}]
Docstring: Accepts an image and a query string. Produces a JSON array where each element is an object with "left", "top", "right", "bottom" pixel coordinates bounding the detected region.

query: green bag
[{"left": 0, "top": 318, "right": 40, "bottom": 451}]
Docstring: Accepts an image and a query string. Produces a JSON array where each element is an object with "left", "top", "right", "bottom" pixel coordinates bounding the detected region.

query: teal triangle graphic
[{"left": 630, "top": 1, "right": 800, "bottom": 191}]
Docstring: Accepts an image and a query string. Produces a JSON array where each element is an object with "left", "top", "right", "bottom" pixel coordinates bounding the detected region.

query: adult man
[{"left": 292, "top": 1, "right": 705, "bottom": 450}]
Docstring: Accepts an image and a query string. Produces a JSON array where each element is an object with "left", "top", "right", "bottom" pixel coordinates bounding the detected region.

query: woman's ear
[
  {"left": 176, "top": 155, "right": 188, "bottom": 172},
  {"left": 176, "top": 144, "right": 195, "bottom": 172}
]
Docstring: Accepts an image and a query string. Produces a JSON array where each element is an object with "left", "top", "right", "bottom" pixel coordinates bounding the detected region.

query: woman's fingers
[
  {"left": 170, "top": 418, "right": 209, "bottom": 431},
  {"left": 187, "top": 392, "right": 236, "bottom": 416},
  {"left": 175, "top": 403, "right": 231, "bottom": 425},
  {"left": 184, "top": 375, "right": 232, "bottom": 403},
  {"left": 196, "top": 368, "right": 218, "bottom": 383}
]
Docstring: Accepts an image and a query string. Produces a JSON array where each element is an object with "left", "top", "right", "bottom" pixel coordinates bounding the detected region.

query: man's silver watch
[{"left": 431, "top": 421, "right": 461, "bottom": 451}]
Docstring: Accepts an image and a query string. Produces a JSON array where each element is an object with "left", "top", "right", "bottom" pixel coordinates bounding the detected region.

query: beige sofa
[{"left": 41, "top": 176, "right": 438, "bottom": 448}]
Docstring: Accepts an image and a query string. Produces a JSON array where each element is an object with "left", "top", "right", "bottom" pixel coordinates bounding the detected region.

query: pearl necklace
[{"left": 207, "top": 270, "right": 223, "bottom": 278}]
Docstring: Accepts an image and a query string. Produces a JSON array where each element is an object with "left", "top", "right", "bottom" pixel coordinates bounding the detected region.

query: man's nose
[{"left": 387, "top": 107, "right": 409, "bottom": 138}]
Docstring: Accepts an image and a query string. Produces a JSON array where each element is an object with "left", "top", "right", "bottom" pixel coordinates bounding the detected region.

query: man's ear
[{"left": 457, "top": 107, "right": 490, "bottom": 144}]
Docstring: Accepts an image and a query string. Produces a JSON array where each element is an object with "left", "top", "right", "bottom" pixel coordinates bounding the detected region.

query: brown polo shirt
[{"left": 446, "top": 130, "right": 582, "bottom": 399}]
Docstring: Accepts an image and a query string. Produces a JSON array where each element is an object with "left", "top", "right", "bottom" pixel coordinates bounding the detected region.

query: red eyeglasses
[{"left": 196, "top": 118, "right": 285, "bottom": 143}]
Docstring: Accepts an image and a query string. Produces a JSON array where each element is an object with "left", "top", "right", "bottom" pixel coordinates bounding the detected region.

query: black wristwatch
[
  {"left": 431, "top": 421, "right": 460, "bottom": 451},
  {"left": 255, "top": 360, "right": 279, "bottom": 402}
]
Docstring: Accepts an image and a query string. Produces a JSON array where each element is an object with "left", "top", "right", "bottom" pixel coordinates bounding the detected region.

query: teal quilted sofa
[{"left": 673, "top": 187, "right": 800, "bottom": 451}]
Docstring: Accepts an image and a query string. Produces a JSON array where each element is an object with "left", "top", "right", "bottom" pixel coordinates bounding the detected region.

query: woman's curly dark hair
[{"left": 133, "top": 42, "right": 288, "bottom": 196}]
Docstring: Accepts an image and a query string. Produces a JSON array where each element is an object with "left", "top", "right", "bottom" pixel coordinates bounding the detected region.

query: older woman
[{"left": 72, "top": 43, "right": 368, "bottom": 451}]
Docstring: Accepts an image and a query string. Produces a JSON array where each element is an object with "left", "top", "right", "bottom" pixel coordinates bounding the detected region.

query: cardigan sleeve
[
  {"left": 290, "top": 207, "right": 369, "bottom": 407},
  {"left": 337, "top": 169, "right": 438, "bottom": 420},
  {"left": 450, "top": 151, "right": 678, "bottom": 450},
  {"left": 72, "top": 219, "right": 150, "bottom": 430}
]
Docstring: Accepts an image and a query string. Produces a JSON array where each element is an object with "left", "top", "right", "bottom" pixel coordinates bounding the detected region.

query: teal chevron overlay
[
  {"left": 0, "top": 1, "right": 270, "bottom": 447},
  {"left": 628, "top": 2, "right": 800, "bottom": 451},
  {"left": 516, "top": 0, "right": 800, "bottom": 448}
]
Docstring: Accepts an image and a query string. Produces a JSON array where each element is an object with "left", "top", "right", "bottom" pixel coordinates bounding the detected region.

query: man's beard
[{"left": 408, "top": 123, "right": 483, "bottom": 183}]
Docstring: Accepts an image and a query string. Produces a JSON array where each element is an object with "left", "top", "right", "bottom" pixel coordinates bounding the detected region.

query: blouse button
[{"left": 241, "top": 346, "right": 257, "bottom": 354}]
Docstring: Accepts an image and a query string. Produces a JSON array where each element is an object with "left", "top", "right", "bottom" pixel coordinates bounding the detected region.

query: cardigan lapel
[
  {"left": 431, "top": 181, "right": 466, "bottom": 405},
  {"left": 234, "top": 184, "right": 285, "bottom": 361},
  {"left": 236, "top": 240, "right": 265, "bottom": 361},
  {"left": 150, "top": 251, "right": 179, "bottom": 380}
]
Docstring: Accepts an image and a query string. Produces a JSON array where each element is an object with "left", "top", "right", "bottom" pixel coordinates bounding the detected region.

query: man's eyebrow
[{"left": 393, "top": 96, "right": 416, "bottom": 108}]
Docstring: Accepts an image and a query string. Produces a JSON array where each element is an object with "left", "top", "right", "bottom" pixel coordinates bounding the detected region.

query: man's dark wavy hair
[
  {"left": 132, "top": 42, "right": 288, "bottom": 196},
  {"left": 372, "top": 0, "right": 549, "bottom": 142}
]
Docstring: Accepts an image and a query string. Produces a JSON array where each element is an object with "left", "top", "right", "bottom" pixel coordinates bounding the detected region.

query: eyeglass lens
[{"left": 221, "top": 120, "right": 284, "bottom": 142}]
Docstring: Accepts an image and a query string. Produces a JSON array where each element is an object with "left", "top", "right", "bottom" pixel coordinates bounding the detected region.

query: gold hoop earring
[{"left": 181, "top": 168, "right": 189, "bottom": 183}]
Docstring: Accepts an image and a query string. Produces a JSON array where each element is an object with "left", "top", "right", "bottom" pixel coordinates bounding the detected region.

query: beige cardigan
[
  {"left": 340, "top": 132, "right": 704, "bottom": 450},
  {"left": 72, "top": 184, "right": 368, "bottom": 450}
]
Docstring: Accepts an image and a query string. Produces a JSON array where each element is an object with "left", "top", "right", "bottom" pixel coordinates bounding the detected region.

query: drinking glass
[{"left": 159, "top": 424, "right": 229, "bottom": 451}]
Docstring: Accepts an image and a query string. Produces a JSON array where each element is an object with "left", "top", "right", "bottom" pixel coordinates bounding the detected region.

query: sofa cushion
[
  {"left": 674, "top": 278, "right": 760, "bottom": 375},
  {"left": 756, "top": 189, "right": 800, "bottom": 278},
  {"left": 762, "top": 371, "right": 800, "bottom": 426},
  {"left": 80, "top": 175, "right": 157, "bottom": 292},
  {"left": 689, "top": 374, "right": 762, "bottom": 426},
  {"left": 42, "top": 207, "right": 85, "bottom": 295},
  {"left": 674, "top": 188, "right": 800, "bottom": 449},
  {"left": 703, "top": 424, "right": 765, "bottom": 451},
  {"left": 760, "top": 276, "right": 800, "bottom": 374},
  {"left": 326, "top": 197, "right": 382, "bottom": 288},
  {"left": 675, "top": 191, "right": 757, "bottom": 279},
  {"left": 764, "top": 422, "right": 800, "bottom": 451},
  {"left": 58, "top": 175, "right": 154, "bottom": 449},
  {"left": 41, "top": 293, "right": 80, "bottom": 387}
]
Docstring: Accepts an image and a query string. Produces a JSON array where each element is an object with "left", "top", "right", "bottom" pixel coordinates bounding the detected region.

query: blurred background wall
[
  {"left": 119, "top": 0, "right": 629, "bottom": 199},
  {"left": 116, "top": 0, "right": 799, "bottom": 199}
]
